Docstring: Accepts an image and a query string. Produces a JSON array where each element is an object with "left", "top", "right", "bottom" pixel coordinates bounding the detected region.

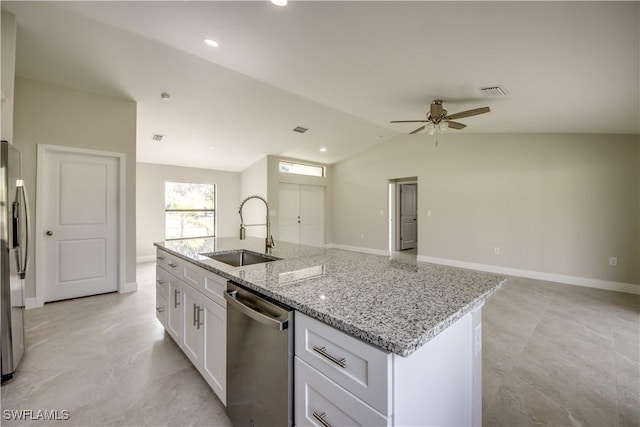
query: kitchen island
[{"left": 154, "top": 237, "right": 505, "bottom": 426}]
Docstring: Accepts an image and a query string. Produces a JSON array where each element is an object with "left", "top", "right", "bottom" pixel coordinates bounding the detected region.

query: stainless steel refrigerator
[{"left": 1, "top": 140, "right": 30, "bottom": 383}]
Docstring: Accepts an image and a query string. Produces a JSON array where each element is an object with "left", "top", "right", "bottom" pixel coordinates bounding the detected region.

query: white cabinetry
[
  {"left": 156, "top": 248, "right": 226, "bottom": 404},
  {"left": 295, "top": 310, "right": 482, "bottom": 427}
]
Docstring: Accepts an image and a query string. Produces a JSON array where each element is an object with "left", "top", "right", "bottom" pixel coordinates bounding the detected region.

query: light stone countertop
[{"left": 155, "top": 237, "right": 506, "bottom": 357}]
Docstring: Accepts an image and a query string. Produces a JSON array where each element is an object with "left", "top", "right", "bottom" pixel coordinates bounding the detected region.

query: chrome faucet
[{"left": 239, "top": 195, "right": 275, "bottom": 253}]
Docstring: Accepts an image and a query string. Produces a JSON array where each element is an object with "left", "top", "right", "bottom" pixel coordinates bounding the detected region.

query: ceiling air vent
[
  {"left": 480, "top": 86, "right": 509, "bottom": 97},
  {"left": 292, "top": 126, "right": 308, "bottom": 134},
  {"left": 152, "top": 134, "right": 164, "bottom": 141}
]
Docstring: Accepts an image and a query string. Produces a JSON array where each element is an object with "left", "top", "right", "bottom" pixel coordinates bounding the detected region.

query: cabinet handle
[
  {"left": 193, "top": 303, "right": 198, "bottom": 326},
  {"left": 312, "top": 412, "right": 331, "bottom": 427},
  {"left": 312, "top": 346, "right": 346, "bottom": 368},
  {"left": 156, "top": 279, "right": 164, "bottom": 285},
  {"left": 156, "top": 307, "right": 165, "bottom": 313},
  {"left": 168, "top": 262, "right": 177, "bottom": 268},
  {"left": 197, "top": 306, "right": 204, "bottom": 329},
  {"left": 157, "top": 255, "right": 165, "bottom": 261},
  {"left": 174, "top": 289, "right": 180, "bottom": 308}
]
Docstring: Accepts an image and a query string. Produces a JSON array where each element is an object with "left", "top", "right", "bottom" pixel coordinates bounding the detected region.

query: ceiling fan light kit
[{"left": 391, "top": 99, "right": 491, "bottom": 138}]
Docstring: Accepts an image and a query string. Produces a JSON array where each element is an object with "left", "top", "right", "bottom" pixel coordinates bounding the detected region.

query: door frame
[
  {"left": 35, "top": 144, "right": 126, "bottom": 306},
  {"left": 388, "top": 177, "right": 418, "bottom": 253}
]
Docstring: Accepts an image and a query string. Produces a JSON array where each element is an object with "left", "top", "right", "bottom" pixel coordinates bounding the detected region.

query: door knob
[{"left": 46, "top": 230, "right": 53, "bottom": 236}]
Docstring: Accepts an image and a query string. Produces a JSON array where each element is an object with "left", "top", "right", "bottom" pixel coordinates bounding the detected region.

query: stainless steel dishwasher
[{"left": 224, "top": 281, "right": 293, "bottom": 427}]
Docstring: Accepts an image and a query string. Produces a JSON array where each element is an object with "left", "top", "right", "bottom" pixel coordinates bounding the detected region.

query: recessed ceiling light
[
  {"left": 319, "top": 147, "right": 327, "bottom": 152},
  {"left": 204, "top": 38, "right": 220, "bottom": 48},
  {"left": 271, "top": 0, "right": 288, "bottom": 6}
]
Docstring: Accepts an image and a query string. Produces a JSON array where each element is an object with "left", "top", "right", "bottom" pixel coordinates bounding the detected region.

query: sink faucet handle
[{"left": 240, "top": 224, "right": 246, "bottom": 240}]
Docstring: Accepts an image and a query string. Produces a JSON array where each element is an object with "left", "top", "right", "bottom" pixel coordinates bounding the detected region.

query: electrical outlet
[
  {"left": 494, "top": 246, "right": 500, "bottom": 255},
  {"left": 427, "top": 210, "right": 432, "bottom": 217},
  {"left": 609, "top": 257, "right": 618, "bottom": 266},
  {"left": 360, "top": 233, "right": 365, "bottom": 240}
]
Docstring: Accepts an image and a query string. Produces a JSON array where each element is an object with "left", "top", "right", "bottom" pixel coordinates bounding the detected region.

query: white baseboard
[
  {"left": 137, "top": 255, "right": 156, "bottom": 264},
  {"left": 326, "top": 243, "right": 390, "bottom": 257},
  {"left": 418, "top": 255, "right": 640, "bottom": 295},
  {"left": 120, "top": 281, "right": 137, "bottom": 293},
  {"left": 24, "top": 297, "right": 42, "bottom": 310}
]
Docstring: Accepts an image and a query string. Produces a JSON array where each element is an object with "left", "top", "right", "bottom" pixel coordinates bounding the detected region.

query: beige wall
[
  {"left": 239, "top": 156, "right": 268, "bottom": 238},
  {"left": 136, "top": 162, "right": 240, "bottom": 259},
  {"left": 332, "top": 133, "right": 640, "bottom": 286},
  {"left": 13, "top": 77, "right": 137, "bottom": 299}
]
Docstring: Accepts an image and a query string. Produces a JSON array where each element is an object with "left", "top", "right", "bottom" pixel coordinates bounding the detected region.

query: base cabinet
[
  {"left": 156, "top": 249, "right": 226, "bottom": 404},
  {"left": 294, "top": 310, "right": 482, "bottom": 427}
]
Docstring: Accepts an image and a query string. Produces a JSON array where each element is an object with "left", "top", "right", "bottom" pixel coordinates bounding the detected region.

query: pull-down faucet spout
[{"left": 238, "top": 195, "right": 275, "bottom": 253}]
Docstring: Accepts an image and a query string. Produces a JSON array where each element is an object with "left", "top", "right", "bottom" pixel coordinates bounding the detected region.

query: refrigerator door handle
[{"left": 15, "top": 181, "right": 30, "bottom": 280}]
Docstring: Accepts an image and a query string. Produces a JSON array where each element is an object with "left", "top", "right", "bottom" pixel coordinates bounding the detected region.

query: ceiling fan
[{"left": 391, "top": 100, "right": 490, "bottom": 135}]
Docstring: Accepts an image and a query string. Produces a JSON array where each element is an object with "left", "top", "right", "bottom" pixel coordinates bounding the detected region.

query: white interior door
[
  {"left": 400, "top": 183, "right": 417, "bottom": 250},
  {"left": 279, "top": 183, "right": 324, "bottom": 247},
  {"left": 39, "top": 147, "right": 119, "bottom": 302},
  {"left": 279, "top": 183, "right": 300, "bottom": 244},
  {"left": 300, "top": 185, "right": 324, "bottom": 247}
]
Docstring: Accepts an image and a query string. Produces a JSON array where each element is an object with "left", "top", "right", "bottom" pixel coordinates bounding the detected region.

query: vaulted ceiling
[{"left": 3, "top": 1, "right": 639, "bottom": 171}]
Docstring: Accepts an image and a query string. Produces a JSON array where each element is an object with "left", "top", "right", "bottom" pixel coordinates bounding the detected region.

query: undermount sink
[{"left": 201, "top": 250, "right": 281, "bottom": 267}]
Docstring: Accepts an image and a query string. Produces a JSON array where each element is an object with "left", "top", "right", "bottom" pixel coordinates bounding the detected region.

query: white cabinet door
[
  {"left": 181, "top": 283, "right": 203, "bottom": 368},
  {"left": 201, "top": 297, "right": 226, "bottom": 404},
  {"left": 166, "top": 277, "right": 183, "bottom": 344}
]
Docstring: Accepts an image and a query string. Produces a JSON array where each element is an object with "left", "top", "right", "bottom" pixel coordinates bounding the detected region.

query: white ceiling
[{"left": 3, "top": 1, "right": 639, "bottom": 172}]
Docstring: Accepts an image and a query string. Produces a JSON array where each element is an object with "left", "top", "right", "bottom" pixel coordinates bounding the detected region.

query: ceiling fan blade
[
  {"left": 446, "top": 121, "right": 466, "bottom": 130},
  {"left": 390, "top": 120, "right": 428, "bottom": 123},
  {"left": 446, "top": 106, "right": 490, "bottom": 120},
  {"left": 409, "top": 125, "right": 426, "bottom": 134}
]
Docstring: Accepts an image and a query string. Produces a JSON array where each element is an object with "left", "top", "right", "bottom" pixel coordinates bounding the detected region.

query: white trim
[
  {"left": 24, "top": 297, "right": 41, "bottom": 310},
  {"left": 121, "top": 281, "right": 137, "bottom": 293},
  {"left": 418, "top": 255, "right": 640, "bottom": 295},
  {"left": 36, "top": 144, "right": 127, "bottom": 306},
  {"left": 137, "top": 255, "right": 156, "bottom": 264},
  {"left": 326, "top": 243, "right": 390, "bottom": 257}
]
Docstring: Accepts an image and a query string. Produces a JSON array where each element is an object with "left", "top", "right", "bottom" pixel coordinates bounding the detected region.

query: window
[
  {"left": 279, "top": 161, "right": 325, "bottom": 177},
  {"left": 165, "top": 182, "right": 215, "bottom": 240}
]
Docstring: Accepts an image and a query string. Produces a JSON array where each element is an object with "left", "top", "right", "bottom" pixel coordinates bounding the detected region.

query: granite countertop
[{"left": 155, "top": 237, "right": 506, "bottom": 357}]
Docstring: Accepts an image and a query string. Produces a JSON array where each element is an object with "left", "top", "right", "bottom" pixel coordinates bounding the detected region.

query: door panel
[
  {"left": 202, "top": 297, "right": 226, "bottom": 404},
  {"left": 40, "top": 149, "right": 118, "bottom": 302},
  {"left": 400, "top": 184, "right": 417, "bottom": 250},
  {"left": 279, "top": 183, "right": 324, "bottom": 247},
  {"left": 300, "top": 185, "right": 325, "bottom": 247},
  {"left": 181, "top": 284, "right": 202, "bottom": 368},
  {"left": 279, "top": 183, "right": 300, "bottom": 244}
]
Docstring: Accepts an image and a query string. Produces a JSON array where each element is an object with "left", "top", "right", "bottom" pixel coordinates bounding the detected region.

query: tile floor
[{"left": 1, "top": 262, "right": 638, "bottom": 427}]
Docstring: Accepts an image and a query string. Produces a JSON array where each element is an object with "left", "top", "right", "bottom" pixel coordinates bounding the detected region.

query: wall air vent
[
  {"left": 480, "top": 86, "right": 509, "bottom": 97},
  {"left": 152, "top": 134, "right": 164, "bottom": 141},
  {"left": 292, "top": 126, "right": 308, "bottom": 134}
]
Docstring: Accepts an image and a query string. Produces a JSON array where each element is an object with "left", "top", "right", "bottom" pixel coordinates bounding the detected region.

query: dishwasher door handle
[{"left": 224, "top": 290, "right": 289, "bottom": 331}]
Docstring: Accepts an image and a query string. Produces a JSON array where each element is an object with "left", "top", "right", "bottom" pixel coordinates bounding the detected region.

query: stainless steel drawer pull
[
  {"left": 312, "top": 412, "right": 331, "bottom": 427},
  {"left": 174, "top": 289, "right": 180, "bottom": 308},
  {"left": 156, "top": 307, "right": 165, "bottom": 313},
  {"left": 168, "top": 262, "right": 177, "bottom": 268},
  {"left": 157, "top": 255, "right": 165, "bottom": 261},
  {"left": 197, "top": 306, "right": 204, "bottom": 329},
  {"left": 193, "top": 303, "right": 198, "bottom": 326},
  {"left": 312, "top": 346, "right": 347, "bottom": 368}
]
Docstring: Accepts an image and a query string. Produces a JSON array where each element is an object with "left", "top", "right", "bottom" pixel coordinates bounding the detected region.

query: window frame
[
  {"left": 164, "top": 181, "right": 216, "bottom": 241},
  {"left": 278, "top": 160, "right": 326, "bottom": 177}
]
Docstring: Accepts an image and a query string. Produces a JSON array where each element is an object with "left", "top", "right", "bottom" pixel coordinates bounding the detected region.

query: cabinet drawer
[
  {"left": 156, "top": 249, "right": 181, "bottom": 277},
  {"left": 155, "top": 292, "right": 167, "bottom": 327},
  {"left": 200, "top": 270, "right": 226, "bottom": 307},
  {"left": 295, "top": 357, "right": 389, "bottom": 427},
  {"left": 295, "top": 312, "right": 391, "bottom": 415},
  {"left": 156, "top": 267, "right": 169, "bottom": 293}
]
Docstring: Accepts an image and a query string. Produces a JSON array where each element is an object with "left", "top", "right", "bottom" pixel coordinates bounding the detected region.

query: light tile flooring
[{"left": 1, "top": 262, "right": 639, "bottom": 427}]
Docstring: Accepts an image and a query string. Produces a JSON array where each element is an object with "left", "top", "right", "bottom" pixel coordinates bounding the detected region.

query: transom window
[
  {"left": 165, "top": 182, "right": 215, "bottom": 240},
  {"left": 279, "top": 161, "right": 325, "bottom": 177}
]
